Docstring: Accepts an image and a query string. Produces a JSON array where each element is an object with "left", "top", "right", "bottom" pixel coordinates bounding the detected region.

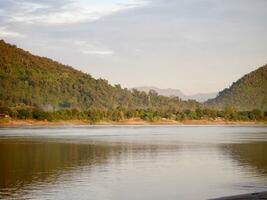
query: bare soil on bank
[{"left": 0, "top": 117, "right": 264, "bottom": 127}]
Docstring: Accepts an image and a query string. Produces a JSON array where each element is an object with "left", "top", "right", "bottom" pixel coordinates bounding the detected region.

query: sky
[{"left": 0, "top": 0, "right": 267, "bottom": 95}]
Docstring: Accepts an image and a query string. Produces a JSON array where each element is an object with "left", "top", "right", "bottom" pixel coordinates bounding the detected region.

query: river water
[{"left": 0, "top": 125, "right": 267, "bottom": 200}]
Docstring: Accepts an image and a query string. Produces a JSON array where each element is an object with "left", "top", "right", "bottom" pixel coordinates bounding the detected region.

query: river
[{"left": 0, "top": 125, "right": 266, "bottom": 199}]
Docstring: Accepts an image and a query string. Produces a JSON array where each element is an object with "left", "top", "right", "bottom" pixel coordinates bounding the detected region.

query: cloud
[
  {"left": 3, "top": 0, "right": 149, "bottom": 25},
  {"left": 0, "top": 27, "right": 25, "bottom": 38},
  {"left": 0, "top": 0, "right": 266, "bottom": 94},
  {"left": 74, "top": 40, "right": 114, "bottom": 55},
  {"left": 82, "top": 50, "right": 113, "bottom": 55}
]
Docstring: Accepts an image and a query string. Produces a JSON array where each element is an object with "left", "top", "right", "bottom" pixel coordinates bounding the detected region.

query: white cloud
[
  {"left": 0, "top": 27, "right": 25, "bottom": 38},
  {"left": 82, "top": 50, "right": 114, "bottom": 55},
  {"left": 74, "top": 40, "right": 114, "bottom": 55},
  {"left": 6, "top": 0, "right": 149, "bottom": 25},
  {"left": 16, "top": 1, "right": 50, "bottom": 13}
]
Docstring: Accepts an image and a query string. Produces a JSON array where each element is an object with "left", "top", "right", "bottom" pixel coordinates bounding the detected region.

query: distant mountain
[
  {"left": 134, "top": 86, "right": 216, "bottom": 102},
  {"left": 134, "top": 86, "right": 186, "bottom": 99},
  {"left": 207, "top": 64, "right": 267, "bottom": 110},
  {"left": 0, "top": 40, "right": 198, "bottom": 111},
  {"left": 187, "top": 93, "right": 217, "bottom": 103}
]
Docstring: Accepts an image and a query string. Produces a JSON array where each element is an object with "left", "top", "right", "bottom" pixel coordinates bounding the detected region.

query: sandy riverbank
[{"left": 0, "top": 117, "right": 265, "bottom": 127}]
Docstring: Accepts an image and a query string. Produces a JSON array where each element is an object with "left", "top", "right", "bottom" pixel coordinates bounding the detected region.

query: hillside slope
[
  {"left": 207, "top": 64, "right": 267, "bottom": 110},
  {"left": 0, "top": 40, "right": 197, "bottom": 111}
]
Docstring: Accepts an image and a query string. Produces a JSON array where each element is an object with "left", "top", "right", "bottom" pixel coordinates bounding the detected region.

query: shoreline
[
  {"left": 0, "top": 118, "right": 266, "bottom": 127},
  {"left": 210, "top": 191, "right": 267, "bottom": 199}
]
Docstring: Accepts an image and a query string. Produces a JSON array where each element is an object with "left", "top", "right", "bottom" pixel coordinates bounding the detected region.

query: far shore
[{"left": 0, "top": 118, "right": 266, "bottom": 127}]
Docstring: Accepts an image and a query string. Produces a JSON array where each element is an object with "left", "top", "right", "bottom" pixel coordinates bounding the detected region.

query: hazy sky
[{"left": 0, "top": 0, "right": 267, "bottom": 94}]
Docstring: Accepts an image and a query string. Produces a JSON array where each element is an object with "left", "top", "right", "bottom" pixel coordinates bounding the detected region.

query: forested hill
[
  {"left": 207, "top": 64, "right": 267, "bottom": 111},
  {"left": 0, "top": 40, "right": 198, "bottom": 111}
]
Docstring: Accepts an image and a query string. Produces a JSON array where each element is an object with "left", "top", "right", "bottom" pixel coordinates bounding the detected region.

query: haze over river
[{"left": 0, "top": 125, "right": 267, "bottom": 200}]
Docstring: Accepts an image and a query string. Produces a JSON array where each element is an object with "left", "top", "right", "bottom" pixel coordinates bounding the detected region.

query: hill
[
  {"left": 134, "top": 86, "right": 186, "bottom": 99},
  {"left": 134, "top": 86, "right": 216, "bottom": 102},
  {"left": 0, "top": 40, "right": 198, "bottom": 111},
  {"left": 188, "top": 93, "right": 217, "bottom": 103},
  {"left": 207, "top": 64, "right": 267, "bottom": 111}
]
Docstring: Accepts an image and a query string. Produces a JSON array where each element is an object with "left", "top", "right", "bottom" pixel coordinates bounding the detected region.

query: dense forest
[
  {"left": 0, "top": 106, "right": 266, "bottom": 123},
  {"left": 0, "top": 40, "right": 198, "bottom": 111},
  {"left": 207, "top": 64, "right": 267, "bottom": 110},
  {"left": 0, "top": 40, "right": 266, "bottom": 123}
]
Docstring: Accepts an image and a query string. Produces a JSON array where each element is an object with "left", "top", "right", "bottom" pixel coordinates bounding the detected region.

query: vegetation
[
  {"left": 0, "top": 40, "right": 198, "bottom": 111},
  {"left": 0, "top": 106, "right": 266, "bottom": 123},
  {"left": 0, "top": 40, "right": 266, "bottom": 124},
  {"left": 207, "top": 64, "right": 267, "bottom": 110}
]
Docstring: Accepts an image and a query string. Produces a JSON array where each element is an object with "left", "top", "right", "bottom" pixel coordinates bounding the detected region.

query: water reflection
[
  {"left": 0, "top": 141, "right": 102, "bottom": 197},
  {"left": 0, "top": 126, "right": 266, "bottom": 200},
  {"left": 0, "top": 138, "right": 183, "bottom": 199},
  {"left": 225, "top": 142, "right": 267, "bottom": 175}
]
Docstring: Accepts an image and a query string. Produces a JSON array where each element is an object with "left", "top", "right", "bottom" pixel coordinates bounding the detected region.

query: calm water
[{"left": 0, "top": 126, "right": 267, "bottom": 200}]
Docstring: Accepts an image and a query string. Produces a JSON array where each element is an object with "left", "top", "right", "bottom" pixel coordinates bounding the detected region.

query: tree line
[{"left": 0, "top": 106, "right": 266, "bottom": 123}]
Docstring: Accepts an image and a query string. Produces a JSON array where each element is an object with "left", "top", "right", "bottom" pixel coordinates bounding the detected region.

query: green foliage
[
  {"left": 87, "top": 109, "right": 106, "bottom": 122},
  {"left": 17, "top": 109, "right": 31, "bottom": 119},
  {"left": 32, "top": 108, "right": 52, "bottom": 121},
  {"left": 0, "top": 40, "right": 266, "bottom": 117},
  {"left": 207, "top": 64, "right": 267, "bottom": 111},
  {"left": 1, "top": 106, "right": 266, "bottom": 122},
  {"left": 0, "top": 40, "right": 199, "bottom": 111}
]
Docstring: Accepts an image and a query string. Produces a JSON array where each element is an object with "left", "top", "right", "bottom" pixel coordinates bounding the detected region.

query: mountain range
[
  {"left": 0, "top": 40, "right": 266, "bottom": 111},
  {"left": 133, "top": 86, "right": 217, "bottom": 102},
  {"left": 0, "top": 40, "right": 198, "bottom": 111}
]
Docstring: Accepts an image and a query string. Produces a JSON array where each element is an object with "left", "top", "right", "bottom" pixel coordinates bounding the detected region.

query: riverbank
[
  {"left": 0, "top": 117, "right": 265, "bottom": 127},
  {"left": 210, "top": 191, "right": 267, "bottom": 199}
]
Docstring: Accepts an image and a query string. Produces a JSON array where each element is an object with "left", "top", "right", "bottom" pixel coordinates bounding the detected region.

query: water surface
[{"left": 0, "top": 125, "right": 267, "bottom": 200}]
